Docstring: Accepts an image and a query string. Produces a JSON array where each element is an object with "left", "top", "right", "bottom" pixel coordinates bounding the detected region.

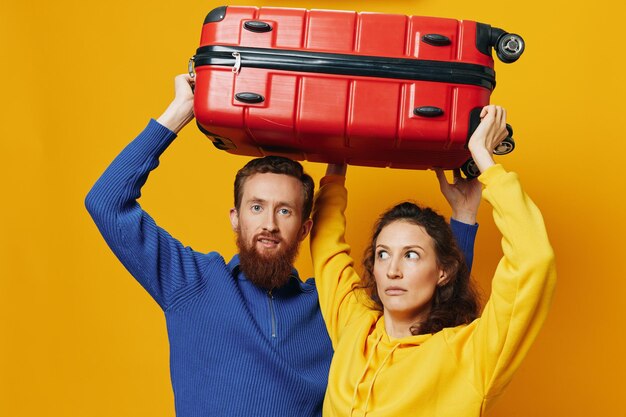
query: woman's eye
[
  {"left": 376, "top": 251, "right": 389, "bottom": 260},
  {"left": 406, "top": 251, "right": 419, "bottom": 260}
]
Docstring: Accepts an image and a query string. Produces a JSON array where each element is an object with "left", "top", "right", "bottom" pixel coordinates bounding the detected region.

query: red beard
[{"left": 236, "top": 231, "right": 301, "bottom": 290}]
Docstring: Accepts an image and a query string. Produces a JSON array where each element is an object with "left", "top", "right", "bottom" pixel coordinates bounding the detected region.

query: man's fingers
[
  {"left": 453, "top": 169, "right": 462, "bottom": 183},
  {"left": 434, "top": 168, "right": 447, "bottom": 181},
  {"left": 434, "top": 168, "right": 451, "bottom": 190}
]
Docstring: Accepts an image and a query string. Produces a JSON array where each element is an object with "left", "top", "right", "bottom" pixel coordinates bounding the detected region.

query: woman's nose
[{"left": 386, "top": 259, "right": 402, "bottom": 279}]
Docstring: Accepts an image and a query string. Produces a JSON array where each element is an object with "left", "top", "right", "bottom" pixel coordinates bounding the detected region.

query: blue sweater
[{"left": 85, "top": 120, "right": 477, "bottom": 417}]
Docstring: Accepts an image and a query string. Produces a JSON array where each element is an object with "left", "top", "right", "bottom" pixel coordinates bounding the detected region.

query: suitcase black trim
[
  {"left": 475, "top": 23, "right": 494, "bottom": 57},
  {"left": 194, "top": 45, "right": 496, "bottom": 90},
  {"left": 204, "top": 6, "right": 227, "bottom": 24}
]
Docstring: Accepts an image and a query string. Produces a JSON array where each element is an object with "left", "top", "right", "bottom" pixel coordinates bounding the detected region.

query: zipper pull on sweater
[{"left": 268, "top": 290, "right": 277, "bottom": 338}]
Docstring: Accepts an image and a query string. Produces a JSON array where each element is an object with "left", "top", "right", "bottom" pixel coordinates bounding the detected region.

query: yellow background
[{"left": 2, "top": 0, "right": 625, "bottom": 416}]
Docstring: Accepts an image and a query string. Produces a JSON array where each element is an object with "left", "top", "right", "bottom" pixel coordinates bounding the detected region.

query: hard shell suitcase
[{"left": 191, "top": 6, "right": 524, "bottom": 175}]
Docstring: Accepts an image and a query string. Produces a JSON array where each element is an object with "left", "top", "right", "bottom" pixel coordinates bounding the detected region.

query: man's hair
[
  {"left": 234, "top": 156, "right": 315, "bottom": 220},
  {"left": 359, "top": 202, "right": 480, "bottom": 335}
]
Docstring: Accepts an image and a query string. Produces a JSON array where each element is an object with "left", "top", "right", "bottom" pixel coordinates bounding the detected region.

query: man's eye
[
  {"left": 251, "top": 205, "right": 262, "bottom": 212},
  {"left": 278, "top": 208, "right": 291, "bottom": 215}
]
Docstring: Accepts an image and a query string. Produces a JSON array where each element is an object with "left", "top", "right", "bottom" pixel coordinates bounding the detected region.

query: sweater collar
[{"left": 227, "top": 254, "right": 313, "bottom": 295}]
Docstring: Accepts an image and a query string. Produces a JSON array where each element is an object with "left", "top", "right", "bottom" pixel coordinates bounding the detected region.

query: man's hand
[
  {"left": 325, "top": 163, "right": 347, "bottom": 177},
  {"left": 157, "top": 74, "right": 195, "bottom": 134},
  {"left": 434, "top": 168, "right": 481, "bottom": 225}
]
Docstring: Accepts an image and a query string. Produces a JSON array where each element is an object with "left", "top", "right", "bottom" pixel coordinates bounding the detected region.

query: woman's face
[{"left": 374, "top": 220, "right": 447, "bottom": 325}]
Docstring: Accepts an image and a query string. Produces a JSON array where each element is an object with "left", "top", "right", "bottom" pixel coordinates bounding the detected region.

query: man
[{"left": 85, "top": 74, "right": 478, "bottom": 417}]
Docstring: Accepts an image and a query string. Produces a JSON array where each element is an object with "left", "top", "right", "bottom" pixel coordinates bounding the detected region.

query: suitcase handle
[
  {"left": 244, "top": 20, "right": 273, "bottom": 33},
  {"left": 421, "top": 34, "right": 452, "bottom": 47},
  {"left": 235, "top": 92, "right": 265, "bottom": 104},
  {"left": 414, "top": 106, "right": 444, "bottom": 117}
]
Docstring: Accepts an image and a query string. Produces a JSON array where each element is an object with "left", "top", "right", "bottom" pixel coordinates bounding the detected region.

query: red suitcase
[{"left": 191, "top": 6, "right": 524, "bottom": 176}]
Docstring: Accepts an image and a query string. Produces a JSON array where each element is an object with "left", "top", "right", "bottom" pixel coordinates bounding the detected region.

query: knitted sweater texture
[{"left": 85, "top": 120, "right": 333, "bottom": 417}]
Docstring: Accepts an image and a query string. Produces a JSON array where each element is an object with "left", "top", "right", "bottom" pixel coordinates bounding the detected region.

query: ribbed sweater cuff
[
  {"left": 126, "top": 119, "right": 178, "bottom": 158},
  {"left": 148, "top": 118, "right": 178, "bottom": 137}
]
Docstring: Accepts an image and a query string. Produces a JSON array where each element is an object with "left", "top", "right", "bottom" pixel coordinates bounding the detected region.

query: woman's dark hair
[
  {"left": 360, "top": 202, "right": 480, "bottom": 335},
  {"left": 234, "top": 156, "right": 315, "bottom": 220}
]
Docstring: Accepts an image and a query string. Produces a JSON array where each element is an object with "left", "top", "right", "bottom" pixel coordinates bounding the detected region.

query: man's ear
[
  {"left": 299, "top": 218, "right": 313, "bottom": 241},
  {"left": 229, "top": 208, "right": 239, "bottom": 232}
]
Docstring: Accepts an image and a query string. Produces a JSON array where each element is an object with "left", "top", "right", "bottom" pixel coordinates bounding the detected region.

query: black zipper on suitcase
[{"left": 193, "top": 45, "right": 496, "bottom": 90}]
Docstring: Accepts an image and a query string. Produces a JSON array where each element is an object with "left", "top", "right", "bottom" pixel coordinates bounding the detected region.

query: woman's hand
[
  {"left": 156, "top": 74, "right": 195, "bottom": 134},
  {"left": 434, "top": 168, "right": 481, "bottom": 224},
  {"left": 467, "top": 105, "right": 509, "bottom": 173}
]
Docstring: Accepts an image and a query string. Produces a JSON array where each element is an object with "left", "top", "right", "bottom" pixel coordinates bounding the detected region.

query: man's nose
[{"left": 262, "top": 212, "right": 278, "bottom": 232}]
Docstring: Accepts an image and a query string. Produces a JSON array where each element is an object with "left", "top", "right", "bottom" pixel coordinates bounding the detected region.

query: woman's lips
[{"left": 384, "top": 287, "right": 407, "bottom": 295}]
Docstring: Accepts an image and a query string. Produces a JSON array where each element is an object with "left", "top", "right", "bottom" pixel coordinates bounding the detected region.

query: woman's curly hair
[{"left": 359, "top": 202, "right": 481, "bottom": 335}]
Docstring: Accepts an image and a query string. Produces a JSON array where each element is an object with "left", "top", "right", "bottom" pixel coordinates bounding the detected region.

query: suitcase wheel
[
  {"left": 496, "top": 33, "right": 525, "bottom": 63},
  {"left": 493, "top": 124, "right": 515, "bottom": 155},
  {"left": 212, "top": 137, "right": 236, "bottom": 151},
  {"left": 461, "top": 158, "right": 480, "bottom": 179},
  {"left": 196, "top": 121, "right": 237, "bottom": 151},
  {"left": 493, "top": 137, "right": 515, "bottom": 155},
  {"left": 506, "top": 123, "right": 513, "bottom": 138}
]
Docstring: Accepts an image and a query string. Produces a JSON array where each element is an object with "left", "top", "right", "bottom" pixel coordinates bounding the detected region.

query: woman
[{"left": 311, "top": 105, "right": 556, "bottom": 417}]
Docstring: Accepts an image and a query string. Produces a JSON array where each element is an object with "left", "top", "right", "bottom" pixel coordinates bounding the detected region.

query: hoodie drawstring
[
  {"left": 350, "top": 333, "right": 383, "bottom": 417},
  {"left": 362, "top": 343, "right": 400, "bottom": 416},
  {"left": 349, "top": 333, "right": 402, "bottom": 417}
]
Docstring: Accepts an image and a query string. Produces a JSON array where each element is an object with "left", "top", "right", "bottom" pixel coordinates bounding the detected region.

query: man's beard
[{"left": 236, "top": 231, "right": 301, "bottom": 290}]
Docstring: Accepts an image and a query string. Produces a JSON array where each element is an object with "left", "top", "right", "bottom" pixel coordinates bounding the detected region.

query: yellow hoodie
[{"left": 311, "top": 164, "right": 557, "bottom": 417}]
